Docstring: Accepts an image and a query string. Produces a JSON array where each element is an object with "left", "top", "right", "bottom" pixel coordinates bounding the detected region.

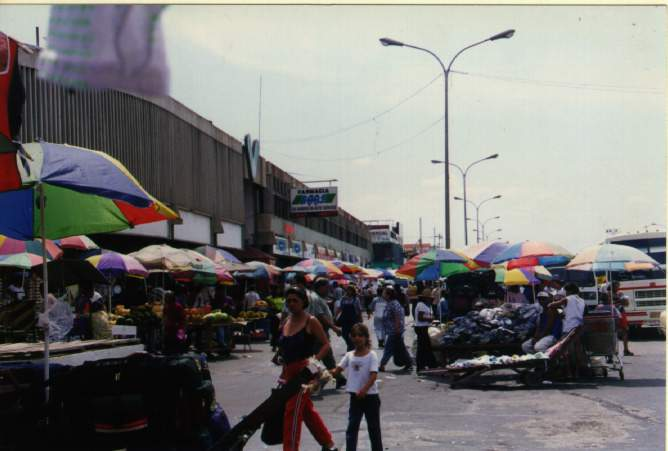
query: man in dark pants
[{"left": 291, "top": 275, "right": 346, "bottom": 390}]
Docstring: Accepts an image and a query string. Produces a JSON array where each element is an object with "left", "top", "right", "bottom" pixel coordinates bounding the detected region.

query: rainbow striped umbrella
[
  {"left": 460, "top": 241, "right": 510, "bottom": 267},
  {"left": 331, "top": 260, "right": 365, "bottom": 274},
  {"left": 87, "top": 251, "right": 148, "bottom": 278},
  {"left": 0, "top": 142, "right": 179, "bottom": 240},
  {"left": 288, "top": 258, "right": 345, "bottom": 279},
  {"left": 397, "top": 249, "right": 477, "bottom": 281},
  {"left": 495, "top": 265, "right": 552, "bottom": 286},
  {"left": 492, "top": 241, "right": 572, "bottom": 269},
  {"left": 566, "top": 243, "right": 660, "bottom": 272},
  {"left": 0, "top": 235, "right": 62, "bottom": 269},
  {"left": 55, "top": 235, "right": 99, "bottom": 251}
]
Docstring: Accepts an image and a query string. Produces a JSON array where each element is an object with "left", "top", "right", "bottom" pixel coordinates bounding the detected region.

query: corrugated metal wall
[{"left": 17, "top": 63, "right": 246, "bottom": 227}]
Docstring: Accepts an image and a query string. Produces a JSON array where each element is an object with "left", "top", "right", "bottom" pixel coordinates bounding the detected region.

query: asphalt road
[{"left": 209, "top": 323, "right": 665, "bottom": 450}]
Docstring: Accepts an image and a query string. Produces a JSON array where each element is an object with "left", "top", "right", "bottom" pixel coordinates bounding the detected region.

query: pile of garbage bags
[
  {"left": 447, "top": 352, "right": 549, "bottom": 369},
  {"left": 440, "top": 303, "right": 541, "bottom": 346}
]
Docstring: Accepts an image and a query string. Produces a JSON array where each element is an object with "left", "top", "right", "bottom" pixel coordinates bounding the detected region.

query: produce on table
[{"left": 447, "top": 352, "right": 549, "bottom": 369}]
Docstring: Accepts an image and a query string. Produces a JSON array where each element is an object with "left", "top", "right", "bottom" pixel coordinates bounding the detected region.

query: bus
[{"left": 365, "top": 220, "right": 404, "bottom": 269}]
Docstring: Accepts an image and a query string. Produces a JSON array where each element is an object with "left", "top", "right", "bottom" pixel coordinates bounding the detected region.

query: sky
[{"left": 1, "top": 5, "right": 665, "bottom": 254}]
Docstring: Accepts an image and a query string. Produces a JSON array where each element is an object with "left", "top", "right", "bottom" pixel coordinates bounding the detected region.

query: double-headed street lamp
[
  {"left": 380, "top": 29, "right": 515, "bottom": 249},
  {"left": 455, "top": 194, "right": 502, "bottom": 243},
  {"left": 481, "top": 215, "right": 501, "bottom": 241},
  {"left": 432, "top": 153, "right": 498, "bottom": 246}
]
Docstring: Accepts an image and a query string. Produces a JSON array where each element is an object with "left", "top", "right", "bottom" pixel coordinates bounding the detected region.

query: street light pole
[
  {"left": 481, "top": 215, "right": 501, "bottom": 242},
  {"left": 381, "top": 29, "right": 514, "bottom": 249},
  {"left": 432, "top": 153, "right": 498, "bottom": 246},
  {"left": 455, "top": 195, "right": 502, "bottom": 243}
]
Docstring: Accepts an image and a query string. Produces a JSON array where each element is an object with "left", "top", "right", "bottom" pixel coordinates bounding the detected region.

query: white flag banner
[{"left": 38, "top": 5, "right": 169, "bottom": 96}]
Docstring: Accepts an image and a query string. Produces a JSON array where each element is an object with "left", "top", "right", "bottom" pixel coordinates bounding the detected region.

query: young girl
[{"left": 331, "top": 323, "right": 383, "bottom": 451}]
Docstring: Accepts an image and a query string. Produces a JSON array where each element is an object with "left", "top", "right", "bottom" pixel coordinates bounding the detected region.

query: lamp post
[
  {"left": 380, "top": 29, "right": 514, "bottom": 249},
  {"left": 432, "top": 153, "right": 498, "bottom": 246},
  {"left": 481, "top": 215, "right": 501, "bottom": 241},
  {"left": 455, "top": 194, "right": 502, "bottom": 243}
]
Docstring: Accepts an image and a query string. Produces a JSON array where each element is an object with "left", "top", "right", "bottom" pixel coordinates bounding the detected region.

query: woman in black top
[{"left": 278, "top": 286, "right": 338, "bottom": 451}]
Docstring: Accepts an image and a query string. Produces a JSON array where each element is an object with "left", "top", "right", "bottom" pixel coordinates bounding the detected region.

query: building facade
[{"left": 16, "top": 47, "right": 371, "bottom": 264}]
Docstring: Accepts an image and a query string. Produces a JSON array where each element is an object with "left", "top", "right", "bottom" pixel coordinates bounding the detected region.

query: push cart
[{"left": 581, "top": 314, "right": 624, "bottom": 380}]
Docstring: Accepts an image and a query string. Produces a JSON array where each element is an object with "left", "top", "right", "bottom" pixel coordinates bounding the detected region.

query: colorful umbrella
[
  {"left": 288, "top": 258, "right": 345, "bottom": 279},
  {"left": 496, "top": 265, "right": 552, "bottom": 286},
  {"left": 492, "top": 241, "right": 572, "bottom": 269},
  {"left": 566, "top": 243, "right": 661, "bottom": 272},
  {"left": 55, "top": 235, "right": 99, "bottom": 251},
  {"left": 460, "top": 241, "right": 510, "bottom": 267},
  {"left": 179, "top": 249, "right": 235, "bottom": 286},
  {"left": 235, "top": 261, "right": 281, "bottom": 280},
  {"left": 86, "top": 251, "right": 149, "bottom": 278},
  {"left": 0, "top": 141, "right": 177, "bottom": 393},
  {"left": 396, "top": 249, "right": 476, "bottom": 281},
  {"left": 194, "top": 245, "right": 250, "bottom": 272},
  {"left": 0, "top": 142, "right": 179, "bottom": 240},
  {"left": 0, "top": 235, "right": 63, "bottom": 269},
  {"left": 331, "top": 260, "right": 365, "bottom": 274}
]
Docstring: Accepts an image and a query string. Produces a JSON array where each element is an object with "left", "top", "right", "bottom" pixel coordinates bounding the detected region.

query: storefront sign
[
  {"left": 173, "top": 210, "right": 211, "bottom": 244},
  {"left": 290, "top": 187, "right": 338, "bottom": 217},
  {"left": 273, "top": 236, "right": 289, "bottom": 255},
  {"left": 290, "top": 240, "right": 303, "bottom": 258},
  {"left": 370, "top": 228, "right": 391, "bottom": 243},
  {"left": 304, "top": 242, "right": 315, "bottom": 259}
]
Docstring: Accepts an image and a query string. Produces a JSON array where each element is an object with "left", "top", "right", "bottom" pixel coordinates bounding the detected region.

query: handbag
[{"left": 260, "top": 390, "right": 285, "bottom": 445}]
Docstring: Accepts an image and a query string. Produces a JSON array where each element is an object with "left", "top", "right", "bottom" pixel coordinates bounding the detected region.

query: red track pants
[{"left": 281, "top": 360, "right": 333, "bottom": 451}]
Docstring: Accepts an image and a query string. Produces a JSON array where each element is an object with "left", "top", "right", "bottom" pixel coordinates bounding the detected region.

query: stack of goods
[
  {"left": 114, "top": 304, "right": 162, "bottom": 330},
  {"left": 238, "top": 311, "right": 268, "bottom": 321},
  {"left": 185, "top": 307, "right": 211, "bottom": 326},
  {"left": 202, "top": 310, "right": 234, "bottom": 324},
  {"left": 440, "top": 303, "right": 541, "bottom": 346},
  {"left": 447, "top": 352, "right": 549, "bottom": 369}
]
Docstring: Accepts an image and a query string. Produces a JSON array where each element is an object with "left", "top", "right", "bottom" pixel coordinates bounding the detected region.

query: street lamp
[
  {"left": 380, "top": 30, "right": 515, "bottom": 249},
  {"left": 432, "top": 153, "right": 498, "bottom": 246},
  {"left": 454, "top": 194, "right": 502, "bottom": 243},
  {"left": 481, "top": 215, "right": 501, "bottom": 241}
]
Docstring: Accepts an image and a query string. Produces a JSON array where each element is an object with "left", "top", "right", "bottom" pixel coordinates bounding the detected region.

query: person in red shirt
[{"left": 163, "top": 290, "right": 187, "bottom": 354}]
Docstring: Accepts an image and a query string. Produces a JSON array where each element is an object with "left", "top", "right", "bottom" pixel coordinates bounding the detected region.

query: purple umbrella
[{"left": 87, "top": 251, "right": 149, "bottom": 278}]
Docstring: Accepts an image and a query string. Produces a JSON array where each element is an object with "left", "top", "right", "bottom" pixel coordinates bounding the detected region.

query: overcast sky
[{"left": 1, "top": 5, "right": 665, "bottom": 254}]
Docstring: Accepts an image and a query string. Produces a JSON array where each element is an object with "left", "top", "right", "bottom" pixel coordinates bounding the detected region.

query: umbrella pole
[
  {"left": 39, "top": 183, "right": 50, "bottom": 402},
  {"left": 109, "top": 277, "right": 114, "bottom": 313}
]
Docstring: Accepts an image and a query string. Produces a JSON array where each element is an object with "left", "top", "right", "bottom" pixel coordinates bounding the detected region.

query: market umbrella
[
  {"left": 287, "top": 258, "right": 345, "bottom": 279},
  {"left": 331, "top": 260, "right": 365, "bottom": 274},
  {"left": 0, "top": 141, "right": 179, "bottom": 398},
  {"left": 54, "top": 235, "right": 99, "bottom": 251},
  {"left": 492, "top": 241, "right": 573, "bottom": 269},
  {"left": 194, "top": 245, "right": 251, "bottom": 272},
  {"left": 495, "top": 265, "right": 552, "bottom": 286},
  {"left": 87, "top": 251, "right": 149, "bottom": 279},
  {"left": 129, "top": 244, "right": 192, "bottom": 272},
  {"left": 361, "top": 268, "right": 383, "bottom": 279},
  {"left": 176, "top": 249, "right": 235, "bottom": 286},
  {"left": 0, "top": 235, "right": 63, "bottom": 269},
  {"left": 566, "top": 243, "right": 661, "bottom": 272},
  {"left": 396, "top": 249, "right": 477, "bottom": 281},
  {"left": 460, "top": 241, "right": 510, "bottom": 267},
  {"left": 235, "top": 261, "right": 281, "bottom": 280}
]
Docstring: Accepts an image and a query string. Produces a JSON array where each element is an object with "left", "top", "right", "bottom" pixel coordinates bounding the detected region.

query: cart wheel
[{"left": 619, "top": 369, "right": 624, "bottom": 381}]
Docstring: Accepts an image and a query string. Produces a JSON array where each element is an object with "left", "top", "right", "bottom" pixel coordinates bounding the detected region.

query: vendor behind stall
[
  {"left": 91, "top": 300, "right": 112, "bottom": 339},
  {"left": 522, "top": 292, "right": 562, "bottom": 354}
]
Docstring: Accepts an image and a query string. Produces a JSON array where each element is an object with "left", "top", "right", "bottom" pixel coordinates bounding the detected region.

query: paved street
[{"left": 210, "top": 323, "right": 665, "bottom": 450}]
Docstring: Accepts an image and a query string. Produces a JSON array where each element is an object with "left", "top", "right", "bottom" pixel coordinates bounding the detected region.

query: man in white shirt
[
  {"left": 414, "top": 289, "right": 437, "bottom": 372},
  {"left": 549, "top": 283, "right": 585, "bottom": 334},
  {"left": 243, "top": 285, "right": 260, "bottom": 310}
]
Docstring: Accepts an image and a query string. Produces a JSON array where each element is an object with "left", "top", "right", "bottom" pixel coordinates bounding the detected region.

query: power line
[
  {"left": 267, "top": 115, "right": 444, "bottom": 162},
  {"left": 263, "top": 72, "right": 443, "bottom": 144},
  {"left": 263, "top": 70, "right": 662, "bottom": 145}
]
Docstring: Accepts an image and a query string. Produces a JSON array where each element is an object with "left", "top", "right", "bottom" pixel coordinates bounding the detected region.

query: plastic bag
[{"left": 38, "top": 294, "right": 74, "bottom": 341}]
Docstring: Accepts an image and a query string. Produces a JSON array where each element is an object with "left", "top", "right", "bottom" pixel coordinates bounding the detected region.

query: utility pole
[{"left": 419, "top": 217, "right": 423, "bottom": 249}]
